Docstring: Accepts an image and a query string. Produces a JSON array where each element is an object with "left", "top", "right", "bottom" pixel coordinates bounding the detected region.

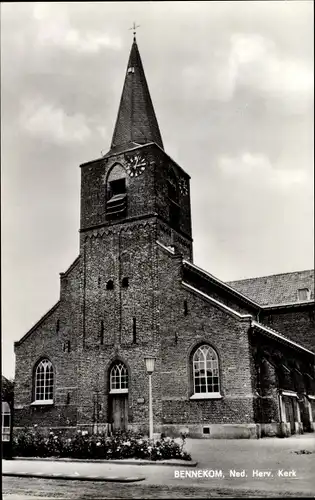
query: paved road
[
  {"left": 3, "top": 433, "right": 315, "bottom": 499},
  {"left": 2, "top": 477, "right": 309, "bottom": 499}
]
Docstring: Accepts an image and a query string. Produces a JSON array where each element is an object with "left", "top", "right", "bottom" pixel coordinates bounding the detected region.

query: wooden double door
[
  {"left": 110, "top": 394, "right": 128, "bottom": 431},
  {"left": 284, "top": 396, "right": 296, "bottom": 434}
]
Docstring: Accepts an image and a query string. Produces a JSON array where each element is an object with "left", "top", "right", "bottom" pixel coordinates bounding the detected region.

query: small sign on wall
[{"left": 137, "top": 397, "right": 145, "bottom": 404}]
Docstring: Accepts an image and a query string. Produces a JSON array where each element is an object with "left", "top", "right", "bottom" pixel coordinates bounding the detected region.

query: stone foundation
[
  {"left": 159, "top": 423, "right": 260, "bottom": 439},
  {"left": 13, "top": 419, "right": 313, "bottom": 440}
]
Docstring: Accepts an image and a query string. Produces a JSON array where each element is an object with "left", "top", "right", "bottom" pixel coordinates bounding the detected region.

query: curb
[
  {"left": 3, "top": 472, "right": 145, "bottom": 482},
  {"left": 10, "top": 457, "right": 198, "bottom": 467}
]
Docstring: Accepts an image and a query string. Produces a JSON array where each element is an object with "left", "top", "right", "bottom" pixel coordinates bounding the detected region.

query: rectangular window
[
  {"left": 132, "top": 317, "right": 137, "bottom": 344},
  {"left": 100, "top": 321, "right": 104, "bottom": 345}
]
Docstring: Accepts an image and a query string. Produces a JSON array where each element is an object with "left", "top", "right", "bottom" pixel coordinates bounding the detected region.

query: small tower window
[
  {"left": 132, "top": 317, "right": 137, "bottom": 344},
  {"left": 100, "top": 320, "right": 104, "bottom": 345},
  {"left": 63, "top": 341, "right": 71, "bottom": 352},
  {"left": 122, "top": 277, "right": 129, "bottom": 288},
  {"left": 56, "top": 320, "right": 60, "bottom": 333},
  {"left": 106, "top": 280, "right": 114, "bottom": 290},
  {"left": 184, "top": 300, "right": 188, "bottom": 316},
  {"left": 297, "top": 288, "right": 310, "bottom": 301},
  {"left": 167, "top": 169, "right": 180, "bottom": 229}
]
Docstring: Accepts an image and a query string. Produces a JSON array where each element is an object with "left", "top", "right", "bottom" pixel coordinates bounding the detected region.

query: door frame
[{"left": 107, "top": 359, "right": 130, "bottom": 432}]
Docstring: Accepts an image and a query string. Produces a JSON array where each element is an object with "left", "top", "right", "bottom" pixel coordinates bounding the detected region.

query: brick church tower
[
  {"left": 76, "top": 34, "right": 193, "bottom": 430},
  {"left": 14, "top": 34, "right": 315, "bottom": 439}
]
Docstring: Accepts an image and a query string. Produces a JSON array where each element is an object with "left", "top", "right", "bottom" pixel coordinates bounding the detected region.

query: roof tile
[{"left": 227, "top": 270, "right": 314, "bottom": 306}]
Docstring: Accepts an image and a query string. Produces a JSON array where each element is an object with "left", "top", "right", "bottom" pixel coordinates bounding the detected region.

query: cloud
[
  {"left": 219, "top": 152, "right": 308, "bottom": 190},
  {"left": 181, "top": 32, "right": 313, "bottom": 108},
  {"left": 33, "top": 3, "right": 122, "bottom": 53},
  {"left": 227, "top": 34, "right": 313, "bottom": 106},
  {"left": 19, "top": 100, "right": 91, "bottom": 144}
]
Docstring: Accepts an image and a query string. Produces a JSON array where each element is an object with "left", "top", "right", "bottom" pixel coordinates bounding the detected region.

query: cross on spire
[{"left": 129, "top": 22, "right": 140, "bottom": 41}]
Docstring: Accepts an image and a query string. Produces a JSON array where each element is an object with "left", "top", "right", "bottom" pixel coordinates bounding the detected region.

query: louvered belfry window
[{"left": 106, "top": 164, "right": 127, "bottom": 219}]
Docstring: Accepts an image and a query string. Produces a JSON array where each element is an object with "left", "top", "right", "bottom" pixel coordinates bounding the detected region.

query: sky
[{"left": 1, "top": 1, "right": 314, "bottom": 379}]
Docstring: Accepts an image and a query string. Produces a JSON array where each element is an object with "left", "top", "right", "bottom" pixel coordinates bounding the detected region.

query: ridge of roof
[
  {"left": 14, "top": 301, "right": 60, "bottom": 347},
  {"left": 183, "top": 260, "right": 260, "bottom": 308},
  {"left": 227, "top": 268, "right": 314, "bottom": 306},
  {"left": 182, "top": 281, "right": 253, "bottom": 320},
  {"left": 228, "top": 268, "right": 314, "bottom": 283}
]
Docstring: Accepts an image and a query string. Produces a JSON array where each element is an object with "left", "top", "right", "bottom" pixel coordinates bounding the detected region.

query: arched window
[
  {"left": 110, "top": 362, "right": 128, "bottom": 394},
  {"left": 192, "top": 345, "right": 220, "bottom": 397},
  {"left": 34, "top": 359, "right": 54, "bottom": 402},
  {"left": 2, "top": 401, "right": 11, "bottom": 443}
]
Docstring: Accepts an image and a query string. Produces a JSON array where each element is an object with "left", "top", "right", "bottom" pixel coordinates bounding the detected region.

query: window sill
[
  {"left": 109, "top": 389, "right": 128, "bottom": 395},
  {"left": 31, "top": 400, "right": 54, "bottom": 406},
  {"left": 190, "top": 393, "right": 222, "bottom": 400}
]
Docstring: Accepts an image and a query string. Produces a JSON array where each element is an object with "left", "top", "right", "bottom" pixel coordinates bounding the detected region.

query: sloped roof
[
  {"left": 107, "top": 37, "right": 163, "bottom": 156},
  {"left": 227, "top": 269, "right": 314, "bottom": 306}
]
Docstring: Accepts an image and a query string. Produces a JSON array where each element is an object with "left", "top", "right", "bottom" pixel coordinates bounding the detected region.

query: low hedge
[{"left": 12, "top": 427, "right": 191, "bottom": 461}]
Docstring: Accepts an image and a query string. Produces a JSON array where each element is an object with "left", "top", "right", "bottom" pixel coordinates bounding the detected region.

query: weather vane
[{"left": 129, "top": 22, "right": 140, "bottom": 41}]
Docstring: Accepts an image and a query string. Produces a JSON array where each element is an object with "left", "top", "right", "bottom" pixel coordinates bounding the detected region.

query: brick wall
[
  {"left": 156, "top": 244, "right": 256, "bottom": 426},
  {"left": 261, "top": 307, "right": 315, "bottom": 352},
  {"left": 13, "top": 142, "right": 314, "bottom": 438}
]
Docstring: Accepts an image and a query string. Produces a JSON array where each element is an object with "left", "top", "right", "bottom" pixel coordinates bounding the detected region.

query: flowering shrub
[{"left": 12, "top": 428, "right": 191, "bottom": 461}]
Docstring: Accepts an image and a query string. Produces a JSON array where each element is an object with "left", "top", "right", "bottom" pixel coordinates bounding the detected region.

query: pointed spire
[{"left": 108, "top": 34, "right": 164, "bottom": 155}]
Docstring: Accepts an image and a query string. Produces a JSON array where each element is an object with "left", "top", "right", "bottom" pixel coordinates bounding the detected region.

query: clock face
[
  {"left": 125, "top": 154, "right": 148, "bottom": 178},
  {"left": 179, "top": 178, "right": 188, "bottom": 196}
]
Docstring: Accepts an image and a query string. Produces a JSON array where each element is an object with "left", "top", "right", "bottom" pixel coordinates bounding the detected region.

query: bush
[{"left": 12, "top": 427, "right": 191, "bottom": 461}]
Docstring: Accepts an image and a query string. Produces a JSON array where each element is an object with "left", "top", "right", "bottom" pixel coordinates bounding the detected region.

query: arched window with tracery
[
  {"left": 34, "top": 359, "right": 54, "bottom": 402},
  {"left": 192, "top": 345, "right": 221, "bottom": 398},
  {"left": 110, "top": 362, "right": 128, "bottom": 393}
]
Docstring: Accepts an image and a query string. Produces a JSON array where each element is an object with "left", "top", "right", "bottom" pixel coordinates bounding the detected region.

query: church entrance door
[
  {"left": 284, "top": 397, "right": 295, "bottom": 435},
  {"left": 111, "top": 394, "right": 128, "bottom": 431}
]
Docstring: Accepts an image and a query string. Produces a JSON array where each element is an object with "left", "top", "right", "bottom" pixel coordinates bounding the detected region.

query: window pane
[
  {"left": 35, "top": 359, "right": 54, "bottom": 401},
  {"left": 110, "top": 362, "right": 128, "bottom": 390},
  {"left": 193, "top": 345, "right": 220, "bottom": 394},
  {"left": 3, "top": 415, "right": 10, "bottom": 427}
]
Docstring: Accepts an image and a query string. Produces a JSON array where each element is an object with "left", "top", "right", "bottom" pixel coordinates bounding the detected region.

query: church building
[{"left": 14, "top": 35, "right": 315, "bottom": 439}]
